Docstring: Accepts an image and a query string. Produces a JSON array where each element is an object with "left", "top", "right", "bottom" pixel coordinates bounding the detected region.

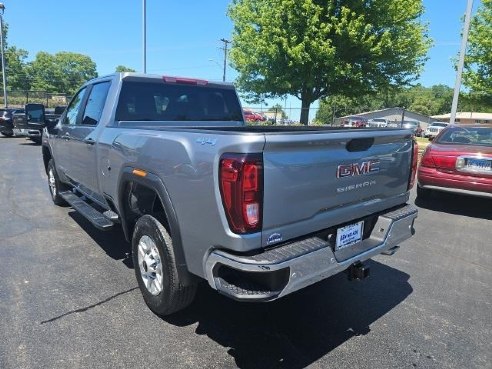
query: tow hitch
[{"left": 347, "top": 262, "right": 370, "bottom": 281}]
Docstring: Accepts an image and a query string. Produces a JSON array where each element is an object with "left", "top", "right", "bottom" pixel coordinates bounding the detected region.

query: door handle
[{"left": 84, "top": 138, "right": 95, "bottom": 145}]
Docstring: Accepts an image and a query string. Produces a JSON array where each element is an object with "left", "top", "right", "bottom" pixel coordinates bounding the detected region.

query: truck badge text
[{"left": 337, "top": 160, "right": 380, "bottom": 178}]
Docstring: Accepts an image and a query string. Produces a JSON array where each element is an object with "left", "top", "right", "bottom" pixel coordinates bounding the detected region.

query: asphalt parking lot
[{"left": 0, "top": 136, "right": 491, "bottom": 369}]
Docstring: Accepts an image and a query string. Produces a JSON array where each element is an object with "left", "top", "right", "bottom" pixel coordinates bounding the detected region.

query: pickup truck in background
[
  {"left": 39, "top": 73, "right": 418, "bottom": 316},
  {"left": 13, "top": 104, "right": 65, "bottom": 143},
  {"left": 0, "top": 108, "right": 26, "bottom": 137}
]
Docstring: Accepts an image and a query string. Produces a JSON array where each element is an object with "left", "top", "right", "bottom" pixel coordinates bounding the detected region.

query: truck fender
[{"left": 117, "top": 167, "right": 195, "bottom": 285}]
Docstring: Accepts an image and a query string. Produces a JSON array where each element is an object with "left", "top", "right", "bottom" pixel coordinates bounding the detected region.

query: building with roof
[
  {"left": 430, "top": 112, "right": 492, "bottom": 124},
  {"left": 337, "top": 107, "right": 434, "bottom": 129}
]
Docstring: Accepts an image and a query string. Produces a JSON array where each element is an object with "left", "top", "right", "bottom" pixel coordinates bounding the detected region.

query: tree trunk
[{"left": 300, "top": 98, "right": 311, "bottom": 125}]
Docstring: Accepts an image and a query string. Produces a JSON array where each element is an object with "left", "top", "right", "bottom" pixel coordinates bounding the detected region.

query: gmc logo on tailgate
[{"left": 337, "top": 160, "right": 380, "bottom": 178}]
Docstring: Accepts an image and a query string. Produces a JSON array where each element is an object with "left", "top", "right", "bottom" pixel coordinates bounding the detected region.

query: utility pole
[
  {"left": 450, "top": 0, "right": 474, "bottom": 125},
  {"left": 0, "top": 3, "right": 7, "bottom": 108},
  {"left": 220, "top": 38, "right": 231, "bottom": 82}
]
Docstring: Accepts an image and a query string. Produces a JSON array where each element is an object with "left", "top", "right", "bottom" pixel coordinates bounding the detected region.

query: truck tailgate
[{"left": 261, "top": 129, "right": 413, "bottom": 246}]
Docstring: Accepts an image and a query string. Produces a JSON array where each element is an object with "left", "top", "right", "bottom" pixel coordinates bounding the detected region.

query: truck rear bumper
[
  {"left": 27, "top": 130, "right": 42, "bottom": 137},
  {"left": 204, "top": 204, "right": 417, "bottom": 301},
  {"left": 13, "top": 128, "right": 28, "bottom": 137}
]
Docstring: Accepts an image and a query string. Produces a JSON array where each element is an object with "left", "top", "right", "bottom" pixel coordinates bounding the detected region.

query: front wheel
[
  {"left": 0, "top": 130, "right": 13, "bottom": 137},
  {"left": 132, "top": 215, "right": 197, "bottom": 316}
]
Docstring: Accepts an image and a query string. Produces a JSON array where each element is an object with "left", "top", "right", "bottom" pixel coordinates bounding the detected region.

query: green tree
[
  {"left": 463, "top": 0, "right": 492, "bottom": 103},
  {"left": 29, "top": 52, "right": 97, "bottom": 94},
  {"left": 0, "top": 22, "right": 30, "bottom": 91},
  {"left": 4, "top": 46, "right": 30, "bottom": 91},
  {"left": 115, "top": 65, "right": 136, "bottom": 73},
  {"left": 229, "top": 0, "right": 431, "bottom": 124},
  {"left": 268, "top": 103, "right": 287, "bottom": 119}
]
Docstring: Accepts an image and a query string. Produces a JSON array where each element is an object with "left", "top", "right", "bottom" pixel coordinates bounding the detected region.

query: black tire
[
  {"left": 132, "top": 214, "right": 197, "bottom": 316},
  {"left": 47, "top": 159, "right": 68, "bottom": 206},
  {"left": 1, "top": 130, "right": 13, "bottom": 137},
  {"left": 416, "top": 185, "right": 432, "bottom": 200},
  {"left": 31, "top": 136, "right": 42, "bottom": 144}
]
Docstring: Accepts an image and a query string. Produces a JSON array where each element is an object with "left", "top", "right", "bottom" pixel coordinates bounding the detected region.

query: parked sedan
[
  {"left": 417, "top": 124, "right": 492, "bottom": 199},
  {"left": 0, "top": 108, "right": 25, "bottom": 137},
  {"left": 342, "top": 116, "right": 368, "bottom": 128},
  {"left": 243, "top": 110, "right": 266, "bottom": 122}
]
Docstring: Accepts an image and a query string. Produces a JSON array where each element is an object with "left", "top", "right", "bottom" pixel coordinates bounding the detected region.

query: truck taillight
[
  {"left": 408, "top": 140, "right": 419, "bottom": 190},
  {"left": 219, "top": 153, "right": 263, "bottom": 234}
]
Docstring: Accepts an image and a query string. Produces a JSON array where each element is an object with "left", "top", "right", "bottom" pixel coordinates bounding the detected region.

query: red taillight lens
[
  {"left": 432, "top": 156, "right": 457, "bottom": 169},
  {"left": 420, "top": 148, "right": 457, "bottom": 170},
  {"left": 420, "top": 147, "right": 435, "bottom": 167},
  {"left": 408, "top": 139, "right": 419, "bottom": 190},
  {"left": 219, "top": 153, "right": 263, "bottom": 234}
]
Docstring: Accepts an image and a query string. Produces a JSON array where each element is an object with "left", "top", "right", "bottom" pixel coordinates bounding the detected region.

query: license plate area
[
  {"left": 335, "top": 221, "right": 364, "bottom": 250},
  {"left": 465, "top": 158, "right": 492, "bottom": 173}
]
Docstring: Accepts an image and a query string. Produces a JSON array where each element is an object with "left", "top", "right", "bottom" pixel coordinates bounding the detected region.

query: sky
[{"left": 3, "top": 0, "right": 483, "bottom": 115}]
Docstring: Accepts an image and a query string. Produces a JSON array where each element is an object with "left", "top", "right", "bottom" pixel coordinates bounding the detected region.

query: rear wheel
[
  {"left": 31, "top": 137, "right": 42, "bottom": 144},
  {"left": 132, "top": 214, "right": 197, "bottom": 316},
  {"left": 416, "top": 185, "right": 432, "bottom": 200},
  {"left": 0, "top": 130, "right": 13, "bottom": 137},
  {"left": 47, "top": 159, "right": 68, "bottom": 206}
]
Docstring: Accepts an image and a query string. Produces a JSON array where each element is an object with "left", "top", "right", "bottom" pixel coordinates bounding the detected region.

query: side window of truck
[
  {"left": 64, "top": 87, "right": 87, "bottom": 125},
  {"left": 81, "top": 81, "right": 111, "bottom": 125}
]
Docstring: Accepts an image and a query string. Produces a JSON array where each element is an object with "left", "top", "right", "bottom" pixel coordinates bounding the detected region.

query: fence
[{"left": 0, "top": 91, "right": 72, "bottom": 108}]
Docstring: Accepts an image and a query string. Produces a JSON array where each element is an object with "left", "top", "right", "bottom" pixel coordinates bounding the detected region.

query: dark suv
[{"left": 0, "top": 108, "right": 25, "bottom": 137}]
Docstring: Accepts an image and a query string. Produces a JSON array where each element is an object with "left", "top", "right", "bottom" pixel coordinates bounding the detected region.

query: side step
[{"left": 60, "top": 191, "right": 115, "bottom": 230}]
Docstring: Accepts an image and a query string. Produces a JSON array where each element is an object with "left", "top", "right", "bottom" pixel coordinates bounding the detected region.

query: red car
[{"left": 417, "top": 124, "right": 492, "bottom": 199}]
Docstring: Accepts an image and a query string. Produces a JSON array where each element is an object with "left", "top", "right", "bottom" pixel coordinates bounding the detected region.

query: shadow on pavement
[
  {"left": 66, "top": 206, "right": 411, "bottom": 368},
  {"left": 415, "top": 191, "right": 492, "bottom": 220},
  {"left": 68, "top": 211, "right": 133, "bottom": 268},
  {"left": 166, "top": 260, "right": 412, "bottom": 369}
]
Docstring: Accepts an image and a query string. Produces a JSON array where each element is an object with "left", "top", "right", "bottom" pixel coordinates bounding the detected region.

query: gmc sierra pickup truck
[{"left": 39, "top": 73, "right": 418, "bottom": 316}]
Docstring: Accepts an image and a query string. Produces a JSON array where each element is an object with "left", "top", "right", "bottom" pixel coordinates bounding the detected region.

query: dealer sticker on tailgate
[{"left": 336, "top": 221, "right": 364, "bottom": 250}]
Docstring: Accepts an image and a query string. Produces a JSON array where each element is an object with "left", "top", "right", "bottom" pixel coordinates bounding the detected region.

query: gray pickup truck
[{"left": 39, "top": 73, "right": 418, "bottom": 316}]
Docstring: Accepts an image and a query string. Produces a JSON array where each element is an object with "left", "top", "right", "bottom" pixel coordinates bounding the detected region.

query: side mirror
[
  {"left": 25, "top": 103, "right": 46, "bottom": 124},
  {"left": 45, "top": 119, "right": 58, "bottom": 129}
]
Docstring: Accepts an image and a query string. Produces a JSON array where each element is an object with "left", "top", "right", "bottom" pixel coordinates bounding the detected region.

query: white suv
[
  {"left": 424, "top": 122, "right": 449, "bottom": 139},
  {"left": 367, "top": 118, "right": 388, "bottom": 128}
]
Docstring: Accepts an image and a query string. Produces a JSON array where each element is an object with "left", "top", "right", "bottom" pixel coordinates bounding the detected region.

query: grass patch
[{"left": 415, "top": 136, "right": 430, "bottom": 144}]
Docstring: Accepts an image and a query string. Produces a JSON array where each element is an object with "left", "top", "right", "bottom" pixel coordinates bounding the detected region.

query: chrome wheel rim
[
  {"left": 48, "top": 168, "right": 56, "bottom": 198},
  {"left": 137, "top": 235, "right": 163, "bottom": 296}
]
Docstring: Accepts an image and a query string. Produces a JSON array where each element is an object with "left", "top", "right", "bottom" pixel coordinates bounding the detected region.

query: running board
[{"left": 60, "top": 191, "right": 115, "bottom": 230}]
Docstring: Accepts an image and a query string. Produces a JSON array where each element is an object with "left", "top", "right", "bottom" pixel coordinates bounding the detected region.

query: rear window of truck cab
[{"left": 115, "top": 81, "right": 243, "bottom": 122}]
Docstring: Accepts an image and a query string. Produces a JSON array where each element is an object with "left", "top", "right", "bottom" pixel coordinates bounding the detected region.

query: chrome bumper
[
  {"left": 204, "top": 204, "right": 418, "bottom": 301},
  {"left": 13, "top": 128, "right": 28, "bottom": 137}
]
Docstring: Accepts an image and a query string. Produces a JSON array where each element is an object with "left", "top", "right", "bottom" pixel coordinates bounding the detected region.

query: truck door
[
  {"left": 52, "top": 87, "right": 88, "bottom": 180},
  {"left": 67, "top": 81, "right": 111, "bottom": 199}
]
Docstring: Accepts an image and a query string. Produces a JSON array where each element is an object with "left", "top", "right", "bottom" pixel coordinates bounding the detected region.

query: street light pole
[
  {"left": 450, "top": 0, "right": 474, "bottom": 125},
  {"left": 142, "top": 0, "right": 147, "bottom": 73},
  {"left": 0, "top": 3, "right": 8, "bottom": 108},
  {"left": 220, "top": 38, "right": 231, "bottom": 82}
]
